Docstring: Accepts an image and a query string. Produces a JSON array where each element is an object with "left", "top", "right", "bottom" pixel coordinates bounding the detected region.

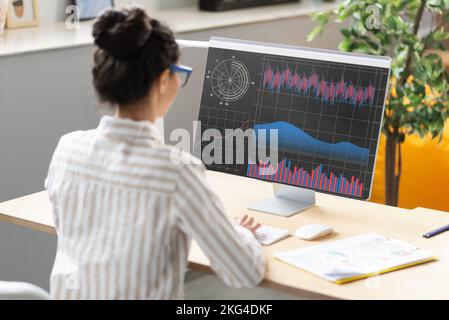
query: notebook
[{"left": 275, "top": 233, "right": 436, "bottom": 284}]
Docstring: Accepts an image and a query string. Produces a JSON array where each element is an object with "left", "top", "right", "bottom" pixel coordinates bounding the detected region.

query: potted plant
[{"left": 308, "top": 0, "right": 449, "bottom": 206}]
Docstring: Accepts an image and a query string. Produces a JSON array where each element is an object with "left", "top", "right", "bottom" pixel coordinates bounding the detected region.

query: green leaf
[
  {"left": 433, "top": 27, "right": 449, "bottom": 41},
  {"left": 307, "top": 25, "right": 324, "bottom": 42},
  {"left": 338, "top": 38, "right": 353, "bottom": 52},
  {"left": 311, "top": 11, "right": 329, "bottom": 24},
  {"left": 340, "top": 28, "right": 351, "bottom": 38},
  {"left": 352, "top": 42, "right": 372, "bottom": 53}
]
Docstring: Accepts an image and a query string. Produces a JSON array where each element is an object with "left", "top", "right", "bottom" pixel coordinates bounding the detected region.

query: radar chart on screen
[{"left": 206, "top": 57, "right": 256, "bottom": 105}]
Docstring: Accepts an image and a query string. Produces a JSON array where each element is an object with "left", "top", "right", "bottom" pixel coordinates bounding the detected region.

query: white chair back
[{"left": 0, "top": 281, "right": 50, "bottom": 300}]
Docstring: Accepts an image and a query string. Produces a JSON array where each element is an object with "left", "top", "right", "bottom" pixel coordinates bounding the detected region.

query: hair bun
[{"left": 93, "top": 7, "right": 152, "bottom": 59}]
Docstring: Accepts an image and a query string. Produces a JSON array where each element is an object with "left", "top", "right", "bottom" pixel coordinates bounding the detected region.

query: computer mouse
[{"left": 294, "top": 224, "right": 334, "bottom": 241}]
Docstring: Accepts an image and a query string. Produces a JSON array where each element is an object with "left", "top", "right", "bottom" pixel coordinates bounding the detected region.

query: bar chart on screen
[{"left": 247, "top": 160, "right": 364, "bottom": 198}]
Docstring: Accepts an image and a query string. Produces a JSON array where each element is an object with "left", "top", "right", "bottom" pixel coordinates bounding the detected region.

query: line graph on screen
[{"left": 262, "top": 65, "right": 376, "bottom": 108}]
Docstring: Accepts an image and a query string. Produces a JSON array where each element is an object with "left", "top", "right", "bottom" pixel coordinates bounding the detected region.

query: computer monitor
[{"left": 197, "top": 37, "right": 391, "bottom": 216}]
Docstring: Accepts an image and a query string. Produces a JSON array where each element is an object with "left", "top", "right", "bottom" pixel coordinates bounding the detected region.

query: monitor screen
[{"left": 198, "top": 37, "right": 391, "bottom": 200}]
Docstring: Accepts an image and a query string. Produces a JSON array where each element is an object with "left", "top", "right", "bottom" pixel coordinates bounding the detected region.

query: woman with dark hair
[{"left": 45, "top": 7, "right": 265, "bottom": 300}]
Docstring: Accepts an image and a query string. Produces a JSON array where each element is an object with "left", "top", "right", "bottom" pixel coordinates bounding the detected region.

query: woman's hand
[{"left": 236, "top": 215, "right": 262, "bottom": 234}]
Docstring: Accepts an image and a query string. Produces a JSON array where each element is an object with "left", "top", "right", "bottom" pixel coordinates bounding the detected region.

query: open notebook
[{"left": 275, "top": 233, "right": 436, "bottom": 284}]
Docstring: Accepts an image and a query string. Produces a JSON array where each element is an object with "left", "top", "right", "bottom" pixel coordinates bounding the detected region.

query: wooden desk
[{"left": 0, "top": 171, "right": 448, "bottom": 299}]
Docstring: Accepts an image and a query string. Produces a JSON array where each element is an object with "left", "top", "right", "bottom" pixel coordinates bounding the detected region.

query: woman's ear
[{"left": 156, "top": 69, "right": 171, "bottom": 95}]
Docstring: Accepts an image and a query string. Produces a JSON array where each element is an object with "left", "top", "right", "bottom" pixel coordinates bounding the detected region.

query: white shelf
[{"left": 0, "top": 1, "right": 339, "bottom": 57}]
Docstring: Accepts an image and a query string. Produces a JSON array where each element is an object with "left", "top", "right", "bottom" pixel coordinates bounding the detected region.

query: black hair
[{"left": 92, "top": 7, "right": 180, "bottom": 107}]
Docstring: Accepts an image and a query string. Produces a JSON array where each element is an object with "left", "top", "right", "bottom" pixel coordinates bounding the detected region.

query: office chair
[{"left": 0, "top": 281, "right": 50, "bottom": 300}]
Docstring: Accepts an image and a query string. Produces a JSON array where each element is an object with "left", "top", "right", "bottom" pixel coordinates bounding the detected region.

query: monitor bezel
[{"left": 200, "top": 37, "right": 392, "bottom": 201}]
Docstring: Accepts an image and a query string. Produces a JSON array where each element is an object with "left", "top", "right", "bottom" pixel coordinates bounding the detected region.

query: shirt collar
[{"left": 97, "top": 116, "right": 164, "bottom": 144}]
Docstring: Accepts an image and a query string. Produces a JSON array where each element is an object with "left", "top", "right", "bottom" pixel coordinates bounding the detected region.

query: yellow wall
[{"left": 370, "top": 124, "right": 449, "bottom": 211}]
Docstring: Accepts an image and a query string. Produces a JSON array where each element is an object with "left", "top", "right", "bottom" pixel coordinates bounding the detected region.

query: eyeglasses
[{"left": 169, "top": 64, "right": 193, "bottom": 88}]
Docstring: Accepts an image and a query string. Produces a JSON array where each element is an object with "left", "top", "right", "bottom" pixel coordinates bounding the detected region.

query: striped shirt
[{"left": 45, "top": 116, "right": 265, "bottom": 300}]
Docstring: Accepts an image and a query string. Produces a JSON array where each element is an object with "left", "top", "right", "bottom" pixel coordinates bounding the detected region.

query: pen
[{"left": 423, "top": 224, "right": 449, "bottom": 238}]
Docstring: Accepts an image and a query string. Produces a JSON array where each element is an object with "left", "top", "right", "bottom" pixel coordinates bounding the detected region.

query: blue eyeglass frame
[{"left": 169, "top": 64, "right": 193, "bottom": 87}]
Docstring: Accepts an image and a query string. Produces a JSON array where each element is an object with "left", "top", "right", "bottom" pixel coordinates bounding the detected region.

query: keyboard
[{"left": 255, "top": 225, "right": 290, "bottom": 246}]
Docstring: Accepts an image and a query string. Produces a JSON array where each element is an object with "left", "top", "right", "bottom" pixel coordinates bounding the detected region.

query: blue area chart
[{"left": 255, "top": 121, "right": 369, "bottom": 164}]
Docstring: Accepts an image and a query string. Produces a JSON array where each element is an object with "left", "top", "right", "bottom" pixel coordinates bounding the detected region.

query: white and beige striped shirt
[{"left": 45, "top": 116, "right": 265, "bottom": 300}]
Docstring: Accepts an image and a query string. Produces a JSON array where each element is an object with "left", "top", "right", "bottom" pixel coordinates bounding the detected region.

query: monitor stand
[{"left": 247, "top": 184, "right": 316, "bottom": 217}]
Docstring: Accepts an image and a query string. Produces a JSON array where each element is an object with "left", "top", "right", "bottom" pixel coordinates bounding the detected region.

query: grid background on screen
[{"left": 199, "top": 46, "right": 389, "bottom": 200}]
